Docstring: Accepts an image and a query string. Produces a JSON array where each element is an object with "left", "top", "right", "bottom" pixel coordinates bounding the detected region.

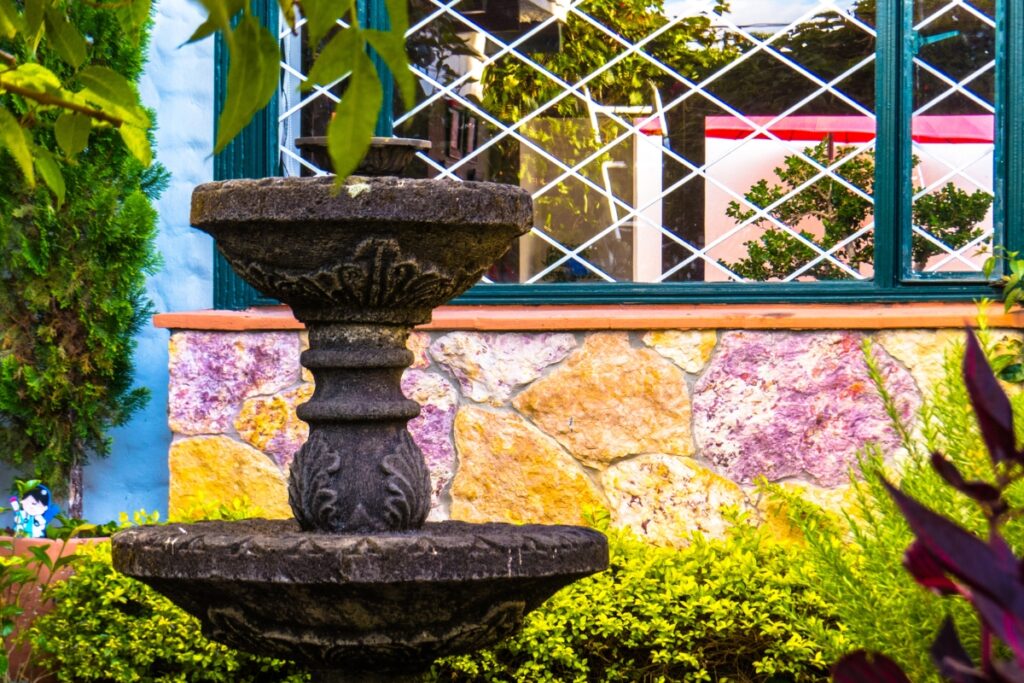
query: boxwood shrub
[
  {"left": 26, "top": 507, "right": 849, "bottom": 682},
  {"left": 430, "top": 509, "right": 848, "bottom": 683},
  {"left": 27, "top": 541, "right": 309, "bottom": 683}
]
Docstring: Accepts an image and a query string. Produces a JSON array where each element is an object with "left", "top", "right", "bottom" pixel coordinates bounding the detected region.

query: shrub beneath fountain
[
  {"left": 27, "top": 540, "right": 309, "bottom": 682},
  {"left": 431, "top": 510, "right": 848, "bottom": 683}
]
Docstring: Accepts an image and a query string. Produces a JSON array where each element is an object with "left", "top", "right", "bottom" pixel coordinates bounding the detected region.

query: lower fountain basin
[{"left": 112, "top": 519, "right": 608, "bottom": 676}]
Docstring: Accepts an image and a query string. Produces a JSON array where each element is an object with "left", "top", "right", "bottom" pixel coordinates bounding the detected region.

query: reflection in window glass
[{"left": 909, "top": 0, "right": 995, "bottom": 276}]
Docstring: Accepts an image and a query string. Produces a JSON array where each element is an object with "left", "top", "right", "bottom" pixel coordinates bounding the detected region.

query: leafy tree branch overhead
[{"left": 0, "top": 0, "right": 415, "bottom": 187}]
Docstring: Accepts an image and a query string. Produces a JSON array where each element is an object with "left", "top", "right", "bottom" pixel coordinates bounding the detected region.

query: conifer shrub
[
  {"left": 430, "top": 510, "right": 847, "bottom": 683},
  {"left": 0, "top": 0, "right": 166, "bottom": 515}
]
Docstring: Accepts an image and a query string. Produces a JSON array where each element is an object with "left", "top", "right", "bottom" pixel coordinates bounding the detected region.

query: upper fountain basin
[{"left": 191, "top": 176, "right": 533, "bottom": 325}]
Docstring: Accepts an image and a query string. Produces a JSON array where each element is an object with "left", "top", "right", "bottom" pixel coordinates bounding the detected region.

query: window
[{"left": 214, "top": 0, "right": 1022, "bottom": 309}]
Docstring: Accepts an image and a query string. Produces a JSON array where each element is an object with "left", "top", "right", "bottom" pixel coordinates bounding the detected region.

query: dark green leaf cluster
[
  {"left": 0, "top": 1, "right": 164, "bottom": 499},
  {"left": 26, "top": 540, "right": 310, "bottom": 682},
  {"left": 430, "top": 511, "right": 847, "bottom": 683},
  {"left": 723, "top": 142, "right": 992, "bottom": 280}
]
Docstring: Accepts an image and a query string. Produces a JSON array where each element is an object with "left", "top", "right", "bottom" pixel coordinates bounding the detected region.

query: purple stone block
[
  {"left": 692, "top": 331, "right": 920, "bottom": 486},
  {"left": 169, "top": 331, "right": 301, "bottom": 435}
]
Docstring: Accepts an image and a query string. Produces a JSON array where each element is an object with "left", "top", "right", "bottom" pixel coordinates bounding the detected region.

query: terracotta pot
[{"left": 1, "top": 536, "right": 107, "bottom": 682}]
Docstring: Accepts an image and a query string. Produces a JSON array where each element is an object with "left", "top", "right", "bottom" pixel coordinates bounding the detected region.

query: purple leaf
[
  {"left": 964, "top": 329, "right": 1016, "bottom": 465},
  {"left": 905, "top": 541, "right": 961, "bottom": 595},
  {"left": 931, "top": 452, "right": 1003, "bottom": 505},
  {"left": 883, "top": 479, "right": 1024, "bottom": 617},
  {"left": 974, "top": 592, "right": 1024, "bottom": 664},
  {"left": 993, "top": 660, "right": 1024, "bottom": 683},
  {"left": 931, "top": 617, "right": 985, "bottom": 683},
  {"left": 832, "top": 651, "right": 912, "bottom": 683}
]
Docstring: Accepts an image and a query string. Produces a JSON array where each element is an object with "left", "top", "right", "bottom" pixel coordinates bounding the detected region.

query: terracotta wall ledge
[{"left": 152, "top": 302, "right": 1024, "bottom": 332}]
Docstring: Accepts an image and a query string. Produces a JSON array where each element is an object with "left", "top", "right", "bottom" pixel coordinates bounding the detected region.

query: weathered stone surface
[
  {"left": 169, "top": 331, "right": 300, "bottom": 435},
  {"left": 430, "top": 332, "right": 576, "bottom": 405},
  {"left": 191, "top": 177, "right": 533, "bottom": 326},
  {"left": 168, "top": 436, "right": 291, "bottom": 519},
  {"left": 408, "top": 331, "right": 432, "bottom": 369},
  {"left": 402, "top": 370, "right": 459, "bottom": 512},
  {"left": 602, "top": 454, "right": 749, "bottom": 547},
  {"left": 235, "top": 384, "right": 314, "bottom": 469},
  {"left": 642, "top": 330, "right": 718, "bottom": 373},
  {"left": 450, "top": 407, "right": 606, "bottom": 525},
  {"left": 876, "top": 328, "right": 1024, "bottom": 399},
  {"left": 513, "top": 333, "right": 694, "bottom": 467},
  {"left": 692, "top": 331, "right": 920, "bottom": 486},
  {"left": 873, "top": 330, "right": 964, "bottom": 397},
  {"left": 112, "top": 519, "right": 608, "bottom": 675}
]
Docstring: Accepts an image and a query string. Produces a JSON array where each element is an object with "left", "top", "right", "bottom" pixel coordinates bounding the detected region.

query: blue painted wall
[{"left": 81, "top": 0, "right": 215, "bottom": 523}]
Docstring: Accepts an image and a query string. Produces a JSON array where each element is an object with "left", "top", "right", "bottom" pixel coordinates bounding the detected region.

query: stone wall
[{"left": 165, "top": 326, "right": 1001, "bottom": 545}]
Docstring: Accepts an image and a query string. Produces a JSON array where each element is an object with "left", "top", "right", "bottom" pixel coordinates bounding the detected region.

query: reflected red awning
[{"left": 704, "top": 115, "right": 994, "bottom": 144}]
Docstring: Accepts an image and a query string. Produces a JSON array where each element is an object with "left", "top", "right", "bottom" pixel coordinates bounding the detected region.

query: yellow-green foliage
[
  {"left": 431, "top": 511, "right": 847, "bottom": 683},
  {"left": 770, "top": 325, "right": 1024, "bottom": 683},
  {"left": 26, "top": 511, "right": 310, "bottom": 683}
]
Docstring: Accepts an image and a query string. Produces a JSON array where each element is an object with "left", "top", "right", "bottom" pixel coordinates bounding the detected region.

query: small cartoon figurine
[{"left": 10, "top": 484, "right": 55, "bottom": 539}]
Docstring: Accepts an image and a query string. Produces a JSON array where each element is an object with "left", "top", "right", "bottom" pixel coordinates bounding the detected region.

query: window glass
[{"left": 908, "top": 0, "right": 995, "bottom": 278}]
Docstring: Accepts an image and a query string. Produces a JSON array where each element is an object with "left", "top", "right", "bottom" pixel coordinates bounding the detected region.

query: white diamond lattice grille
[{"left": 276, "top": 0, "right": 995, "bottom": 284}]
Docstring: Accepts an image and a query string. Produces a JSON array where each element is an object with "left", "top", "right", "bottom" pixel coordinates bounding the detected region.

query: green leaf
[
  {"left": 999, "top": 363, "right": 1024, "bottom": 384},
  {"left": 23, "top": 0, "right": 47, "bottom": 53},
  {"left": 382, "top": 0, "right": 408, "bottom": 33},
  {"left": 302, "top": 0, "right": 355, "bottom": 44},
  {"left": 183, "top": 0, "right": 244, "bottom": 44},
  {"left": 27, "top": 544, "right": 54, "bottom": 570},
  {"left": 0, "top": 62, "right": 63, "bottom": 95},
  {"left": 0, "top": 106, "right": 34, "bottom": 185},
  {"left": 116, "top": 0, "right": 152, "bottom": 38},
  {"left": 0, "top": 0, "right": 22, "bottom": 39},
  {"left": 78, "top": 66, "right": 140, "bottom": 109},
  {"left": 328, "top": 47, "right": 382, "bottom": 180},
  {"left": 278, "top": 0, "right": 296, "bottom": 30},
  {"left": 983, "top": 255, "right": 996, "bottom": 279},
  {"left": 55, "top": 111, "right": 91, "bottom": 158},
  {"left": 118, "top": 123, "right": 151, "bottom": 166},
  {"left": 78, "top": 66, "right": 150, "bottom": 130},
  {"left": 364, "top": 29, "right": 415, "bottom": 107},
  {"left": 33, "top": 146, "right": 65, "bottom": 206},
  {"left": 45, "top": 7, "right": 88, "bottom": 68},
  {"left": 302, "top": 26, "right": 359, "bottom": 91},
  {"left": 214, "top": 13, "right": 279, "bottom": 153}
]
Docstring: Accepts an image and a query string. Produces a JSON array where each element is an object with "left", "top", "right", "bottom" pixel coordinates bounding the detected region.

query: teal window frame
[{"left": 213, "top": 0, "right": 1024, "bottom": 309}]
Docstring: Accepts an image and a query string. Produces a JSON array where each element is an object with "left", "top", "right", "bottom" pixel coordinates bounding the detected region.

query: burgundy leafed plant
[{"left": 832, "top": 329, "right": 1024, "bottom": 683}]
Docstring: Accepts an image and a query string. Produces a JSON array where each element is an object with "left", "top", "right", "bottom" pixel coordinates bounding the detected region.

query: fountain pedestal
[{"left": 112, "top": 175, "right": 608, "bottom": 680}]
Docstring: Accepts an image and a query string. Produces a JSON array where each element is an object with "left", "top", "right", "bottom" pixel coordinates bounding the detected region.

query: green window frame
[{"left": 213, "top": 0, "right": 1024, "bottom": 310}]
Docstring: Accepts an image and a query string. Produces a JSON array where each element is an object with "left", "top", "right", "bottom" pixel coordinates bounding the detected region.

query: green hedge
[
  {"left": 430, "top": 510, "right": 848, "bottom": 683},
  {"left": 28, "top": 541, "right": 309, "bottom": 683}
]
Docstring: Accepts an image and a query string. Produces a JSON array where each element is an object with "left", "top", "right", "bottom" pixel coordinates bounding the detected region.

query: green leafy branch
[
  {"left": 0, "top": 0, "right": 152, "bottom": 204},
  {"left": 189, "top": 0, "right": 415, "bottom": 180},
  {"left": 1, "top": 0, "right": 415, "bottom": 198}
]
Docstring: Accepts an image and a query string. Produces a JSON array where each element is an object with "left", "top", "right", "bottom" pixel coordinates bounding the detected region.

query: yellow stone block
[
  {"left": 642, "top": 330, "right": 718, "bottom": 373},
  {"left": 169, "top": 436, "right": 292, "bottom": 520},
  {"left": 450, "top": 407, "right": 606, "bottom": 525},
  {"left": 514, "top": 332, "right": 694, "bottom": 467},
  {"left": 602, "top": 454, "right": 749, "bottom": 547}
]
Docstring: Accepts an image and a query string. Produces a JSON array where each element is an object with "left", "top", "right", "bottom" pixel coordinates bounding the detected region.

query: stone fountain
[{"left": 111, "top": 167, "right": 608, "bottom": 681}]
